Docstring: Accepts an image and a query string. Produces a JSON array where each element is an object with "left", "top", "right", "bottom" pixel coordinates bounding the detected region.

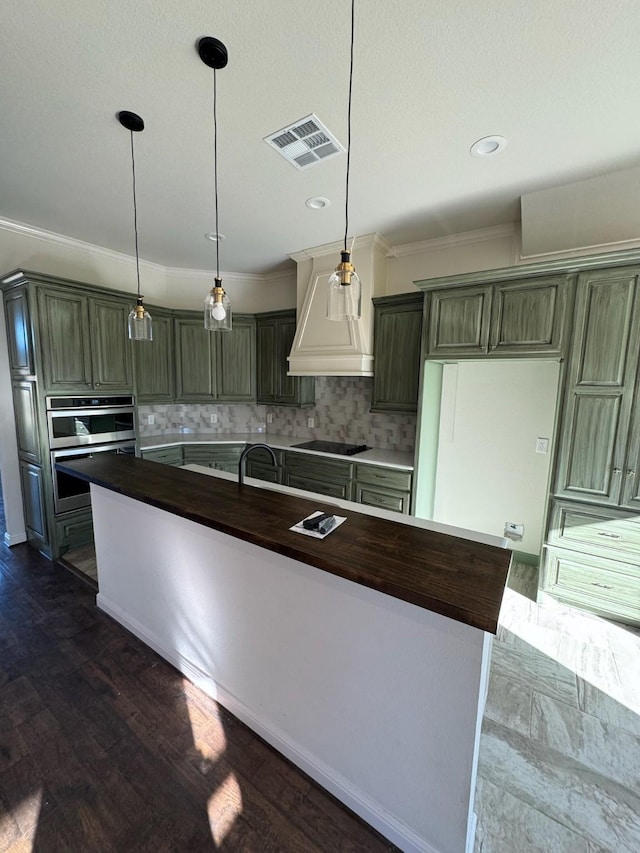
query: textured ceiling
[{"left": 2, "top": 0, "right": 640, "bottom": 274}]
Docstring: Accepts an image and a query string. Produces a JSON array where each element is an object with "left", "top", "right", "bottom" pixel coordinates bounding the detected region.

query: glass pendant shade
[
  {"left": 204, "top": 278, "right": 232, "bottom": 331},
  {"left": 128, "top": 297, "right": 153, "bottom": 341},
  {"left": 327, "top": 251, "right": 362, "bottom": 321}
]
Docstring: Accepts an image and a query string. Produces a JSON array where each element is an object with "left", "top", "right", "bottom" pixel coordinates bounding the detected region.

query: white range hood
[{"left": 287, "top": 233, "right": 390, "bottom": 376}]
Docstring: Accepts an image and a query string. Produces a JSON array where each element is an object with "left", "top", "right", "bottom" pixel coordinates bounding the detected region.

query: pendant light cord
[
  {"left": 129, "top": 131, "right": 142, "bottom": 299},
  {"left": 344, "top": 0, "right": 355, "bottom": 252},
  {"left": 213, "top": 67, "right": 220, "bottom": 279}
]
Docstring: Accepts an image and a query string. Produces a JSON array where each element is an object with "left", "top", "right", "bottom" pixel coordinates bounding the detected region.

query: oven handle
[
  {"left": 47, "top": 406, "right": 135, "bottom": 418},
  {"left": 51, "top": 442, "right": 137, "bottom": 460}
]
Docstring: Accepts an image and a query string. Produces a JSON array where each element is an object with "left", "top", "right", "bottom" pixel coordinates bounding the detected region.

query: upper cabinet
[
  {"left": 256, "top": 310, "right": 314, "bottom": 407},
  {"left": 37, "top": 286, "right": 133, "bottom": 393},
  {"left": 175, "top": 312, "right": 256, "bottom": 403},
  {"left": 133, "top": 307, "right": 175, "bottom": 403},
  {"left": 424, "top": 275, "right": 571, "bottom": 359},
  {"left": 371, "top": 292, "right": 424, "bottom": 413},
  {"left": 554, "top": 267, "right": 640, "bottom": 507},
  {"left": 4, "top": 285, "right": 34, "bottom": 376}
]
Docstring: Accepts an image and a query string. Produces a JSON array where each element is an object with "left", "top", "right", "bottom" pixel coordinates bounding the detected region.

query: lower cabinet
[
  {"left": 182, "top": 444, "right": 244, "bottom": 472},
  {"left": 542, "top": 499, "right": 640, "bottom": 624},
  {"left": 19, "top": 460, "right": 47, "bottom": 548},
  {"left": 245, "top": 447, "right": 284, "bottom": 483},
  {"left": 283, "top": 452, "right": 354, "bottom": 501},
  {"left": 354, "top": 463, "right": 412, "bottom": 514},
  {"left": 54, "top": 508, "right": 94, "bottom": 556}
]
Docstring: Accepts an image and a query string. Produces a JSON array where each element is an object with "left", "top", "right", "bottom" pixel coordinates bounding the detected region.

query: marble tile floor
[{"left": 474, "top": 562, "right": 640, "bottom": 853}]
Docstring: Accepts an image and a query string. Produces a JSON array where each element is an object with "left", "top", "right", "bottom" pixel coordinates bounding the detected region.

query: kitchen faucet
[{"left": 238, "top": 443, "right": 277, "bottom": 487}]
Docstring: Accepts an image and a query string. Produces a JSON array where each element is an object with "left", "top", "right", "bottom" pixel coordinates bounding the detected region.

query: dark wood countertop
[{"left": 58, "top": 455, "right": 511, "bottom": 634}]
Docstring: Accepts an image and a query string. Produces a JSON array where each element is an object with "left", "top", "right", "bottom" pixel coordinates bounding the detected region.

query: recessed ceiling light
[
  {"left": 305, "top": 196, "right": 331, "bottom": 210},
  {"left": 470, "top": 135, "right": 507, "bottom": 157},
  {"left": 205, "top": 232, "right": 226, "bottom": 241}
]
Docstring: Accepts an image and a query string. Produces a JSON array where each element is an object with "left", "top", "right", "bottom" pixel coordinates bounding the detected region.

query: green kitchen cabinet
[
  {"left": 245, "top": 446, "right": 283, "bottom": 483},
  {"left": 283, "top": 451, "right": 354, "bottom": 501},
  {"left": 424, "top": 275, "right": 570, "bottom": 359},
  {"left": 216, "top": 316, "right": 256, "bottom": 401},
  {"left": 182, "top": 443, "right": 245, "bottom": 471},
  {"left": 133, "top": 307, "right": 175, "bottom": 402},
  {"left": 256, "top": 311, "right": 315, "bottom": 406},
  {"left": 354, "top": 463, "right": 412, "bottom": 514},
  {"left": 174, "top": 316, "right": 215, "bottom": 400},
  {"left": 4, "top": 285, "right": 34, "bottom": 376},
  {"left": 553, "top": 268, "right": 640, "bottom": 506},
  {"left": 371, "top": 293, "right": 424, "bottom": 413},
  {"left": 19, "top": 460, "right": 47, "bottom": 549},
  {"left": 54, "top": 508, "right": 94, "bottom": 556},
  {"left": 175, "top": 313, "right": 256, "bottom": 403},
  {"left": 37, "top": 287, "right": 133, "bottom": 392},
  {"left": 12, "top": 380, "right": 41, "bottom": 464},
  {"left": 141, "top": 446, "right": 184, "bottom": 466}
]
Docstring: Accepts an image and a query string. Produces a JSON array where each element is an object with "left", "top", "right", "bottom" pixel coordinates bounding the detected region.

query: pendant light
[
  {"left": 327, "top": 0, "right": 362, "bottom": 322},
  {"left": 199, "top": 36, "right": 232, "bottom": 332},
  {"left": 118, "top": 110, "right": 153, "bottom": 341}
]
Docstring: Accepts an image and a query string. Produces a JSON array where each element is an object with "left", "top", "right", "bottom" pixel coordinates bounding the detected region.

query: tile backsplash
[{"left": 138, "top": 377, "right": 416, "bottom": 452}]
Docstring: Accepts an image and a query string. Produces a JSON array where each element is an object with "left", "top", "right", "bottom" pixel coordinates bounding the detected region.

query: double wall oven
[{"left": 47, "top": 395, "right": 136, "bottom": 514}]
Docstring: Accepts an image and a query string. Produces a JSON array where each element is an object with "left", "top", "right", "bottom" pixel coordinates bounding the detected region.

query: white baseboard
[
  {"left": 97, "top": 593, "right": 439, "bottom": 853},
  {"left": 4, "top": 529, "right": 27, "bottom": 547}
]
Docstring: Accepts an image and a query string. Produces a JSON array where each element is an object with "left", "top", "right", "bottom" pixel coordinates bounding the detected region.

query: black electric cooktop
[{"left": 292, "top": 440, "right": 368, "bottom": 456}]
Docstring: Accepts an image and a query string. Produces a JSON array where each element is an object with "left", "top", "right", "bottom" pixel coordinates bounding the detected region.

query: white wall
[{"left": 432, "top": 360, "right": 560, "bottom": 556}]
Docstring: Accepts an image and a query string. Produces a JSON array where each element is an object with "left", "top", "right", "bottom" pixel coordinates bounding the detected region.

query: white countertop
[{"left": 140, "top": 432, "right": 415, "bottom": 470}]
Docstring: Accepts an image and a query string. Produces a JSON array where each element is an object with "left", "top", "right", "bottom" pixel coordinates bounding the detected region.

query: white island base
[{"left": 91, "top": 483, "right": 493, "bottom": 853}]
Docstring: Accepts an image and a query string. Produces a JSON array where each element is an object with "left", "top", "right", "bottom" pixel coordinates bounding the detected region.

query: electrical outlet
[
  {"left": 504, "top": 522, "right": 524, "bottom": 541},
  {"left": 536, "top": 437, "right": 549, "bottom": 454},
  {"left": 307, "top": 417, "right": 315, "bottom": 429},
  {"left": 147, "top": 414, "right": 155, "bottom": 425},
  {"left": 210, "top": 413, "right": 218, "bottom": 424},
  {"left": 266, "top": 413, "right": 273, "bottom": 424}
]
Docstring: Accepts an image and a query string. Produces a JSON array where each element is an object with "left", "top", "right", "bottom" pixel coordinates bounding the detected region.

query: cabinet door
[
  {"left": 12, "top": 380, "right": 41, "bottom": 463},
  {"left": 554, "top": 269, "right": 640, "bottom": 505},
  {"left": 256, "top": 319, "right": 277, "bottom": 403},
  {"left": 37, "top": 287, "right": 92, "bottom": 391},
  {"left": 175, "top": 317, "right": 215, "bottom": 401},
  {"left": 4, "top": 286, "right": 34, "bottom": 375},
  {"left": 216, "top": 316, "right": 256, "bottom": 401},
  {"left": 371, "top": 294, "right": 423, "bottom": 412},
  {"left": 19, "top": 460, "right": 47, "bottom": 545},
  {"left": 489, "top": 277, "right": 568, "bottom": 356},
  {"left": 90, "top": 298, "right": 133, "bottom": 390},
  {"left": 427, "top": 285, "right": 491, "bottom": 358},
  {"left": 276, "top": 316, "right": 300, "bottom": 404},
  {"left": 134, "top": 309, "right": 175, "bottom": 402},
  {"left": 355, "top": 483, "right": 410, "bottom": 514}
]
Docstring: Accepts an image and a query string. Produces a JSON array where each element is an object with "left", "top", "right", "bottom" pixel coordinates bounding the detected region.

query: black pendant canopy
[
  {"left": 197, "top": 37, "right": 228, "bottom": 70},
  {"left": 117, "top": 111, "right": 144, "bottom": 133}
]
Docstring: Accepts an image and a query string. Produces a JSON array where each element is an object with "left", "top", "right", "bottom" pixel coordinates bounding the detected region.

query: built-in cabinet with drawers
[
  {"left": 541, "top": 266, "right": 640, "bottom": 623},
  {"left": 256, "top": 310, "right": 315, "bottom": 407}
]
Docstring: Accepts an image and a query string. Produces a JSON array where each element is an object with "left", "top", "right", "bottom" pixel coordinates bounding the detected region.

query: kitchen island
[{"left": 57, "top": 455, "right": 511, "bottom": 853}]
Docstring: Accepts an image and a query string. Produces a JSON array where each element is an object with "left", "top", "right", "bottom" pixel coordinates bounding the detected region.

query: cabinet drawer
[
  {"left": 142, "top": 447, "right": 183, "bottom": 466},
  {"left": 548, "top": 500, "right": 640, "bottom": 564},
  {"left": 355, "top": 464, "right": 412, "bottom": 491},
  {"left": 355, "top": 484, "right": 409, "bottom": 514},
  {"left": 285, "top": 451, "right": 352, "bottom": 481},
  {"left": 246, "top": 460, "right": 282, "bottom": 484},
  {"left": 182, "top": 444, "right": 244, "bottom": 465},
  {"left": 55, "top": 509, "right": 94, "bottom": 553},
  {"left": 284, "top": 472, "right": 351, "bottom": 501},
  {"left": 246, "top": 447, "right": 283, "bottom": 467},
  {"left": 543, "top": 547, "right": 640, "bottom": 622}
]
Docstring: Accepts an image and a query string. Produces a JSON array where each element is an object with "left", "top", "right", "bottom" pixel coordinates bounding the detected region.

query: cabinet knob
[
  {"left": 627, "top": 470, "right": 636, "bottom": 477},
  {"left": 613, "top": 468, "right": 622, "bottom": 475}
]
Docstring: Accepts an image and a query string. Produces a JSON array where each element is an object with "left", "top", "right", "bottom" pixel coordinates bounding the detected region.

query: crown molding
[
  {"left": 289, "top": 233, "right": 392, "bottom": 263},
  {"left": 167, "top": 266, "right": 266, "bottom": 283},
  {"left": 386, "top": 223, "right": 517, "bottom": 258},
  {"left": 519, "top": 234, "right": 640, "bottom": 262},
  {"left": 0, "top": 215, "right": 168, "bottom": 274}
]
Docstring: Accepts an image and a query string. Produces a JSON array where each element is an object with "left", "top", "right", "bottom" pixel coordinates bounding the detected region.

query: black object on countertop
[{"left": 292, "top": 440, "right": 368, "bottom": 456}]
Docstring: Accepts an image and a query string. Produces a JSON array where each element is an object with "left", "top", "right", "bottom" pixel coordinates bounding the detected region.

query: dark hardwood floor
[{"left": 0, "top": 498, "right": 397, "bottom": 852}]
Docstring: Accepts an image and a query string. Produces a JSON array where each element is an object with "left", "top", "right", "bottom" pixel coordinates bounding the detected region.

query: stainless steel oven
[
  {"left": 51, "top": 441, "right": 136, "bottom": 514},
  {"left": 46, "top": 395, "right": 136, "bottom": 448}
]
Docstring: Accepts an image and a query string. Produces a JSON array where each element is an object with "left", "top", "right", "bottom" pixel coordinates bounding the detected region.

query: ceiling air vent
[{"left": 264, "top": 114, "right": 344, "bottom": 170}]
